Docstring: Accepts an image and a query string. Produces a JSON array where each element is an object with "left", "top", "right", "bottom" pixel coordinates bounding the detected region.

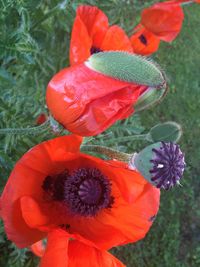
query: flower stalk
[
  {"left": 0, "top": 120, "right": 50, "bottom": 135},
  {"left": 81, "top": 145, "right": 131, "bottom": 162}
]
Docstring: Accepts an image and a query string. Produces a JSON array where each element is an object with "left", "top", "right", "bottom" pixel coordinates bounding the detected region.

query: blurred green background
[{"left": 0, "top": 0, "right": 200, "bottom": 266}]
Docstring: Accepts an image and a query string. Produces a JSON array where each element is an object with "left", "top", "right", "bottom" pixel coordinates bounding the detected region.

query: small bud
[
  {"left": 85, "top": 51, "right": 166, "bottom": 88},
  {"left": 132, "top": 142, "right": 185, "bottom": 190},
  {"left": 147, "top": 121, "right": 182, "bottom": 143},
  {"left": 134, "top": 86, "right": 167, "bottom": 112}
]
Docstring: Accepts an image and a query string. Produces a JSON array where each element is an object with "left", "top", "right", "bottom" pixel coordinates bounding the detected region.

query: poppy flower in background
[
  {"left": 130, "top": 24, "right": 160, "bottom": 56},
  {"left": 31, "top": 230, "right": 125, "bottom": 267},
  {"left": 70, "top": 5, "right": 133, "bottom": 65},
  {"left": 141, "top": 0, "right": 184, "bottom": 42},
  {"left": 46, "top": 63, "right": 147, "bottom": 136},
  {"left": 130, "top": 0, "right": 184, "bottom": 55},
  {"left": 0, "top": 135, "right": 160, "bottom": 252},
  {"left": 36, "top": 113, "right": 47, "bottom": 125}
]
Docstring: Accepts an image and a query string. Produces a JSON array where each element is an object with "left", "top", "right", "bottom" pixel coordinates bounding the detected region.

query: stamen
[
  {"left": 63, "top": 168, "right": 113, "bottom": 217},
  {"left": 139, "top": 34, "right": 147, "bottom": 45},
  {"left": 42, "top": 168, "right": 113, "bottom": 217},
  {"left": 90, "top": 46, "right": 103, "bottom": 55}
]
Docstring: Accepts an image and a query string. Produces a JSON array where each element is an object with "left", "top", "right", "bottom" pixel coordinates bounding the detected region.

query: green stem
[
  {"left": 81, "top": 145, "right": 131, "bottom": 162},
  {"left": 101, "top": 134, "right": 148, "bottom": 145},
  {"left": 0, "top": 120, "right": 50, "bottom": 135}
]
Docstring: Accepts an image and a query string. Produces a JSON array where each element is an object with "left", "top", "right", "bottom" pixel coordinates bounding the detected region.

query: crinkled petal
[
  {"left": 66, "top": 85, "right": 142, "bottom": 136},
  {"left": 46, "top": 63, "right": 144, "bottom": 136}
]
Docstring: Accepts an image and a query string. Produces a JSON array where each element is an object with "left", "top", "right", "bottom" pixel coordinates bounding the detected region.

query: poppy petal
[
  {"left": 69, "top": 16, "right": 92, "bottom": 66},
  {"left": 76, "top": 5, "right": 109, "bottom": 48},
  {"left": 31, "top": 240, "right": 45, "bottom": 257},
  {"left": 0, "top": 135, "right": 82, "bottom": 247},
  {"left": 46, "top": 63, "right": 145, "bottom": 136},
  {"left": 141, "top": 1, "right": 184, "bottom": 42},
  {"left": 100, "top": 25, "right": 133, "bottom": 52},
  {"left": 39, "top": 230, "right": 69, "bottom": 267},
  {"left": 99, "top": 182, "right": 160, "bottom": 245},
  {"left": 65, "top": 85, "right": 141, "bottom": 136},
  {"left": 130, "top": 24, "right": 160, "bottom": 55},
  {"left": 68, "top": 240, "right": 125, "bottom": 267}
]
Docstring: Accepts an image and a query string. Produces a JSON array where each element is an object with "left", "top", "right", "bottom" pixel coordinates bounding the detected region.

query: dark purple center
[
  {"left": 42, "top": 168, "right": 113, "bottom": 217},
  {"left": 90, "top": 46, "right": 103, "bottom": 55},
  {"left": 150, "top": 142, "right": 185, "bottom": 190},
  {"left": 139, "top": 34, "right": 147, "bottom": 45}
]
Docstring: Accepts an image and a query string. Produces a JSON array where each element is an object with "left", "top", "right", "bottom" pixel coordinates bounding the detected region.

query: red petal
[
  {"left": 68, "top": 240, "right": 125, "bottom": 267},
  {"left": 0, "top": 135, "right": 82, "bottom": 247},
  {"left": 130, "top": 24, "right": 160, "bottom": 55},
  {"left": 46, "top": 64, "right": 145, "bottom": 136},
  {"left": 69, "top": 16, "right": 92, "bottom": 66},
  {"left": 39, "top": 230, "right": 69, "bottom": 267},
  {"left": 141, "top": 1, "right": 184, "bottom": 42},
  {"left": 77, "top": 5, "right": 109, "bottom": 48},
  {"left": 31, "top": 240, "right": 45, "bottom": 258},
  {"left": 66, "top": 85, "right": 141, "bottom": 136},
  {"left": 99, "top": 182, "right": 160, "bottom": 245},
  {"left": 100, "top": 25, "right": 133, "bottom": 52}
]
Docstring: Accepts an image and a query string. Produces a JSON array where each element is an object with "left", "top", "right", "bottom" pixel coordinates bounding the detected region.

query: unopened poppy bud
[
  {"left": 134, "top": 85, "right": 167, "bottom": 112},
  {"left": 86, "top": 51, "right": 166, "bottom": 88},
  {"left": 132, "top": 142, "right": 185, "bottom": 190},
  {"left": 147, "top": 121, "right": 182, "bottom": 143}
]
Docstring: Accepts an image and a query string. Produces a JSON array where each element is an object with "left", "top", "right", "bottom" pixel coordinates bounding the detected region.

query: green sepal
[
  {"left": 134, "top": 86, "right": 167, "bottom": 112},
  {"left": 86, "top": 51, "right": 166, "bottom": 88}
]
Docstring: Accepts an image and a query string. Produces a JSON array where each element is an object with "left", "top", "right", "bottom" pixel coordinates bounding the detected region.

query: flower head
[
  {"left": 130, "top": 24, "right": 160, "bottom": 56},
  {"left": 46, "top": 63, "right": 147, "bottom": 136},
  {"left": 141, "top": 0, "right": 184, "bottom": 42},
  {"left": 1, "top": 135, "right": 160, "bottom": 250},
  {"left": 70, "top": 5, "right": 132, "bottom": 65},
  {"left": 130, "top": 0, "right": 184, "bottom": 55}
]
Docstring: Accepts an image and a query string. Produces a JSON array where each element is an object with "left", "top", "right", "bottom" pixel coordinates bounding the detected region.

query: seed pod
[
  {"left": 86, "top": 51, "right": 166, "bottom": 88},
  {"left": 131, "top": 142, "right": 185, "bottom": 190}
]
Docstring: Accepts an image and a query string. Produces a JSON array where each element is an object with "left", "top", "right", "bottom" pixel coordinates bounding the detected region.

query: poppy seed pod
[{"left": 132, "top": 142, "right": 185, "bottom": 190}]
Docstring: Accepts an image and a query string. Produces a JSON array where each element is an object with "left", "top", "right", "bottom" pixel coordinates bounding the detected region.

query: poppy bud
[
  {"left": 147, "top": 121, "right": 182, "bottom": 142},
  {"left": 86, "top": 51, "right": 166, "bottom": 88},
  {"left": 131, "top": 142, "right": 185, "bottom": 190}
]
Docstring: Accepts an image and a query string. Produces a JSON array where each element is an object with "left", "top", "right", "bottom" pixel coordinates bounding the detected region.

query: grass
[{"left": 112, "top": 4, "right": 200, "bottom": 267}]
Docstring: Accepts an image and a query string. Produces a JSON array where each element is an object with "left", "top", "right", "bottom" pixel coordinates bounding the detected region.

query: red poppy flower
[
  {"left": 46, "top": 63, "right": 147, "bottom": 136},
  {"left": 1, "top": 135, "right": 160, "bottom": 251},
  {"left": 130, "top": 24, "right": 160, "bottom": 55},
  {"left": 141, "top": 0, "right": 184, "bottom": 42},
  {"left": 70, "top": 5, "right": 132, "bottom": 65},
  {"left": 31, "top": 230, "right": 125, "bottom": 267}
]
